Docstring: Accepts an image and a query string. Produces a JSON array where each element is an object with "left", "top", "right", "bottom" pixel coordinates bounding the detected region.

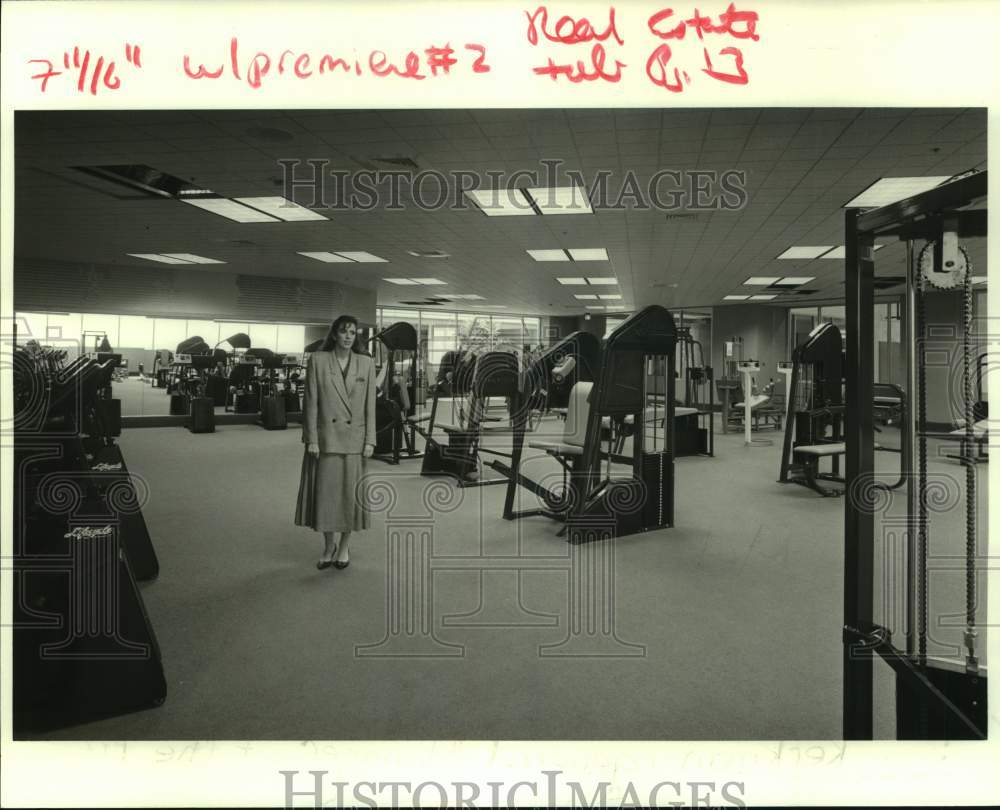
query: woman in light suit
[{"left": 294, "top": 315, "right": 376, "bottom": 570}]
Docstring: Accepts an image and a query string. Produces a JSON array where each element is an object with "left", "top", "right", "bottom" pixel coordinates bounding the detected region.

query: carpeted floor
[{"left": 36, "top": 415, "right": 987, "bottom": 740}]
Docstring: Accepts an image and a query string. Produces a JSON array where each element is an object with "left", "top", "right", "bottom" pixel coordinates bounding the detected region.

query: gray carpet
[{"left": 38, "top": 416, "right": 987, "bottom": 740}]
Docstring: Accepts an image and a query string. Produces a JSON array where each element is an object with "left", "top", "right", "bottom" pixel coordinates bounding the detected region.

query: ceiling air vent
[
  {"left": 71, "top": 164, "right": 207, "bottom": 199},
  {"left": 400, "top": 299, "right": 442, "bottom": 306},
  {"left": 352, "top": 155, "right": 421, "bottom": 172},
  {"left": 406, "top": 250, "right": 451, "bottom": 259}
]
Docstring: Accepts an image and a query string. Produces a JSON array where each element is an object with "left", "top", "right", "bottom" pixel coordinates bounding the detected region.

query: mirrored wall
[{"left": 14, "top": 311, "right": 309, "bottom": 417}]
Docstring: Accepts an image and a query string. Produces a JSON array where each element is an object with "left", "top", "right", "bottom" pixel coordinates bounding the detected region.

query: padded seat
[
  {"left": 530, "top": 381, "right": 592, "bottom": 458},
  {"left": 950, "top": 420, "right": 988, "bottom": 438},
  {"left": 734, "top": 393, "right": 771, "bottom": 409},
  {"left": 795, "top": 442, "right": 846, "bottom": 457},
  {"left": 528, "top": 440, "right": 585, "bottom": 457}
]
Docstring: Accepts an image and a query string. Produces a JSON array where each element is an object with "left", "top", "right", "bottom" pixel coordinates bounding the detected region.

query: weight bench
[{"left": 791, "top": 441, "right": 846, "bottom": 496}]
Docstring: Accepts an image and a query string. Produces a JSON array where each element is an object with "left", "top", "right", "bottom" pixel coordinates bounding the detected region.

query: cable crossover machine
[{"left": 843, "top": 169, "right": 987, "bottom": 740}]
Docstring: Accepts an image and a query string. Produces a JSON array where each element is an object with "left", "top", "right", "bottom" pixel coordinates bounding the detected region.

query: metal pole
[
  {"left": 904, "top": 242, "right": 917, "bottom": 659},
  {"left": 843, "top": 208, "right": 876, "bottom": 740}
]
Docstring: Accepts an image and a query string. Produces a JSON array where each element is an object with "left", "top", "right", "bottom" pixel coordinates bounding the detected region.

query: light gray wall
[
  {"left": 711, "top": 304, "right": 789, "bottom": 390},
  {"left": 14, "top": 257, "right": 376, "bottom": 325}
]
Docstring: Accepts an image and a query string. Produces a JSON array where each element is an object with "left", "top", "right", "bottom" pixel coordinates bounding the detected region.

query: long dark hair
[{"left": 321, "top": 314, "right": 360, "bottom": 351}]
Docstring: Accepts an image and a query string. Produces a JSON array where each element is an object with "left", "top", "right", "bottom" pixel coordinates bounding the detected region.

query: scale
[{"left": 737, "top": 360, "right": 772, "bottom": 447}]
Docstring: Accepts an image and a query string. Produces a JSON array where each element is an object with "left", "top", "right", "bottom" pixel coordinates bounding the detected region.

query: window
[
  {"left": 604, "top": 316, "right": 627, "bottom": 337},
  {"left": 789, "top": 306, "right": 818, "bottom": 356},
  {"left": 491, "top": 317, "right": 523, "bottom": 351},
  {"left": 81, "top": 313, "right": 120, "bottom": 350},
  {"left": 249, "top": 323, "right": 278, "bottom": 352},
  {"left": 217, "top": 322, "right": 251, "bottom": 348},
  {"left": 152, "top": 318, "right": 188, "bottom": 352},
  {"left": 276, "top": 324, "right": 306, "bottom": 353},
  {"left": 45, "top": 313, "right": 82, "bottom": 343},
  {"left": 185, "top": 320, "right": 220, "bottom": 348},
  {"left": 119, "top": 316, "right": 155, "bottom": 350},
  {"left": 14, "top": 312, "right": 47, "bottom": 345},
  {"left": 425, "top": 312, "right": 459, "bottom": 365}
]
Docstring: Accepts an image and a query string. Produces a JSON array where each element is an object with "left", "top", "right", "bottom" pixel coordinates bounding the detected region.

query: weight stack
[
  {"left": 189, "top": 396, "right": 215, "bottom": 433},
  {"left": 169, "top": 394, "right": 190, "bottom": 416},
  {"left": 205, "top": 375, "right": 227, "bottom": 407},
  {"left": 97, "top": 398, "right": 122, "bottom": 437},
  {"left": 234, "top": 391, "right": 258, "bottom": 414},
  {"left": 260, "top": 395, "right": 287, "bottom": 430},
  {"left": 283, "top": 389, "right": 301, "bottom": 414},
  {"left": 640, "top": 451, "right": 673, "bottom": 530}
]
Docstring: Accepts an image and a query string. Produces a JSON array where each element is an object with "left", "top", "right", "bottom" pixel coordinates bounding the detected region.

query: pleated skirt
[{"left": 294, "top": 451, "right": 371, "bottom": 533}]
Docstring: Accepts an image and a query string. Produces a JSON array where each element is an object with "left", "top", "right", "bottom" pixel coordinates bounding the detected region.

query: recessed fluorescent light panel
[
  {"left": 723, "top": 295, "right": 750, "bottom": 301},
  {"left": 127, "top": 253, "right": 195, "bottom": 265},
  {"left": 527, "top": 249, "right": 570, "bottom": 262},
  {"left": 384, "top": 278, "right": 419, "bottom": 285},
  {"left": 465, "top": 188, "right": 534, "bottom": 217},
  {"left": 158, "top": 253, "right": 226, "bottom": 264},
  {"left": 773, "top": 276, "right": 815, "bottom": 285},
  {"left": 297, "top": 252, "right": 353, "bottom": 263},
  {"left": 525, "top": 186, "right": 593, "bottom": 215},
  {"left": 749, "top": 294, "right": 777, "bottom": 300},
  {"left": 299, "top": 251, "right": 388, "bottom": 263},
  {"left": 410, "top": 278, "right": 447, "bottom": 285},
  {"left": 567, "top": 248, "right": 608, "bottom": 261},
  {"left": 233, "top": 196, "right": 328, "bottom": 221},
  {"left": 744, "top": 277, "right": 781, "bottom": 285},
  {"left": 336, "top": 251, "right": 388, "bottom": 263},
  {"left": 844, "top": 176, "right": 953, "bottom": 208},
  {"left": 776, "top": 246, "right": 834, "bottom": 260},
  {"left": 819, "top": 244, "right": 886, "bottom": 260},
  {"left": 182, "top": 197, "right": 280, "bottom": 223},
  {"left": 557, "top": 277, "right": 588, "bottom": 285},
  {"left": 574, "top": 294, "right": 598, "bottom": 300},
  {"left": 598, "top": 294, "right": 622, "bottom": 300},
  {"left": 586, "top": 277, "right": 618, "bottom": 285}
]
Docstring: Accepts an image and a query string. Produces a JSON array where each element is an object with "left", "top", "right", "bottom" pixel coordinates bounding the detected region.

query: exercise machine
[
  {"left": 778, "top": 323, "right": 845, "bottom": 495},
  {"left": 421, "top": 350, "right": 520, "bottom": 486},
  {"left": 499, "top": 306, "right": 678, "bottom": 543},
  {"left": 493, "top": 330, "right": 602, "bottom": 524},
  {"left": 370, "top": 321, "right": 426, "bottom": 464},
  {"left": 674, "top": 327, "right": 715, "bottom": 457},
  {"left": 12, "top": 347, "right": 166, "bottom": 734},
  {"left": 843, "top": 169, "right": 987, "bottom": 740}
]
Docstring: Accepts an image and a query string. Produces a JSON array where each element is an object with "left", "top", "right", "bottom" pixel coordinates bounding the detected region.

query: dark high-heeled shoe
[
  {"left": 317, "top": 558, "right": 334, "bottom": 570},
  {"left": 333, "top": 559, "right": 350, "bottom": 570}
]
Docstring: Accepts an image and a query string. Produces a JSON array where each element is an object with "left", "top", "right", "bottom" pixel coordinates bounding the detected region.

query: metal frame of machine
[{"left": 842, "top": 170, "right": 988, "bottom": 740}]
